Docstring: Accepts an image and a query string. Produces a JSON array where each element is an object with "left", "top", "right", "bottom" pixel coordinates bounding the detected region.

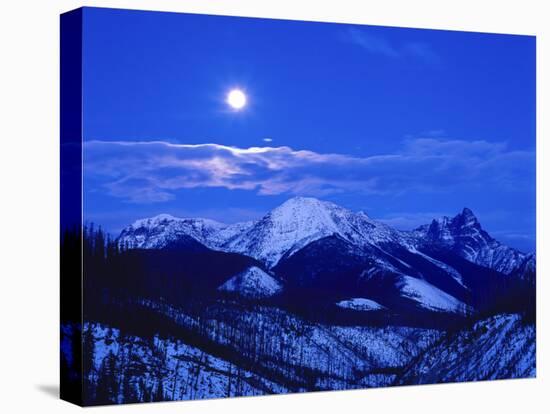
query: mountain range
[{"left": 116, "top": 197, "right": 535, "bottom": 319}]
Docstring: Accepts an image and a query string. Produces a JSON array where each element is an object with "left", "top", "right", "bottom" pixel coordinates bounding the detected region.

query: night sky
[{"left": 81, "top": 7, "right": 536, "bottom": 252}]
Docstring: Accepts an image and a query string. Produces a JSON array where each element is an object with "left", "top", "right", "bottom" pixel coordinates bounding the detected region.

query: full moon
[{"left": 226, "top": 89, "right": 247, "bottom": 110}]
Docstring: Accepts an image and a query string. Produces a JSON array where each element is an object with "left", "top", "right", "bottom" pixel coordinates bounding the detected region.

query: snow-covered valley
[{"left": 62, "top": 300, "right": 535, "bottom": 405}]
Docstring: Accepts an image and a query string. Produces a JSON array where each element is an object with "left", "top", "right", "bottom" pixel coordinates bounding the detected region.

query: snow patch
[
  {"left": 397, "top": 276, "right": 469, "bottom": 314},
  {"left": 218, "top": 266, "right": 283, "bottom": 299},
  {"left": 336, "top": 298, "right": 386, "bottom": 311}
]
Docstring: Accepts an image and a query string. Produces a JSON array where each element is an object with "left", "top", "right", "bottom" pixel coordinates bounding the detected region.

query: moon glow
[{"left": 227, "top": 89, "right": 247, "bottom": 110}]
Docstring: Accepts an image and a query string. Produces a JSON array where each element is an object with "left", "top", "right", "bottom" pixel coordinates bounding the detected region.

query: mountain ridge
[{"left": 117, "top": 197, "right": 533, "bottom": 275}]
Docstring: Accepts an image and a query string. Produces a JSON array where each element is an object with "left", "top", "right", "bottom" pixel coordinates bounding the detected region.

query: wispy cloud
[
  {"left": 345, "top": 27, "right": 441, "bottom": 64},
  {"left": 490, "top": 230, "right": 536, "bottom": 253},
  {"left": 84, "top": 138, "right": 534, "bottom": 203},
  {"left": 402, "top": 42, "right": 441, "bottom": 64},
  {"left": 491, "top": 231, "right": 535, "bottom": 241},
  {"left": 377, "top": 211, "right": 448, "bottom": 230},
  {"left": 346, "top": 28, "right": 400, "bottom": 58}
]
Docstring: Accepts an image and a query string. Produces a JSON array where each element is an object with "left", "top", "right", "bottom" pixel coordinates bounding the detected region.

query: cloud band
[{"left": 84, "top": 138, "right": 534, "bottom": 203}]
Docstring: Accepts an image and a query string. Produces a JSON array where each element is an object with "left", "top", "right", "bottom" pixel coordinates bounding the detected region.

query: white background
[{"left": 0, "top": 0, "right": 547, "bottom": 412}]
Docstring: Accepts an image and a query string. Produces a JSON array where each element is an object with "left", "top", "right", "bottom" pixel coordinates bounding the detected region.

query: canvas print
[{"left": 60, "top": 7, "right": 536, "bottom": 406}]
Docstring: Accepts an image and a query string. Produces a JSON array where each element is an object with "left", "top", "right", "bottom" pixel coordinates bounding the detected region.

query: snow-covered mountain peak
[
  {"left": 268, "top": 196, "right": 350, "bottom": 231},
  {"left": 130, "top": 214, "right": 225, "bottom": 230},
  {"left": 222, "top": 197, "right": 400, "bottom": 267},
  {"left": 130, "top": 213, "right": 179, "bottom": 228},
  {"left": 424, "top": 208, "right": 485, "bottom": 244},
  {"left": 119, "top": 214, "right": 227, "bottom": 249},
  {"left": 417, "top": 208, "right": 529, "bottom": 275},
  {"left": 279, "top": 196, "right": 327, "bottom": 206},
  {"left": 222, "top": 199, "right": 347, "bottom": 267},
  {"left": 460, "top": 207, "right": 477, "bottom": 220},
  {"left": 272, "top": 196, "right": 349, "bottom": 218},
  {"left": 454, "top": 207, "right": 481, "bottom": 229}
]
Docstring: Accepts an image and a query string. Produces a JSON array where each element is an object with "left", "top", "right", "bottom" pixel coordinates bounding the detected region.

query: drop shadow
[{"left": 36, "top": 384, "right": 59, "bottom": 399}]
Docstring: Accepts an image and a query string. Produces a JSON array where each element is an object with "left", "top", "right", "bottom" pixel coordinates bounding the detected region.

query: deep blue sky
[{"left": 81, "top": 7, "right": 536, "bottom": 252}]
